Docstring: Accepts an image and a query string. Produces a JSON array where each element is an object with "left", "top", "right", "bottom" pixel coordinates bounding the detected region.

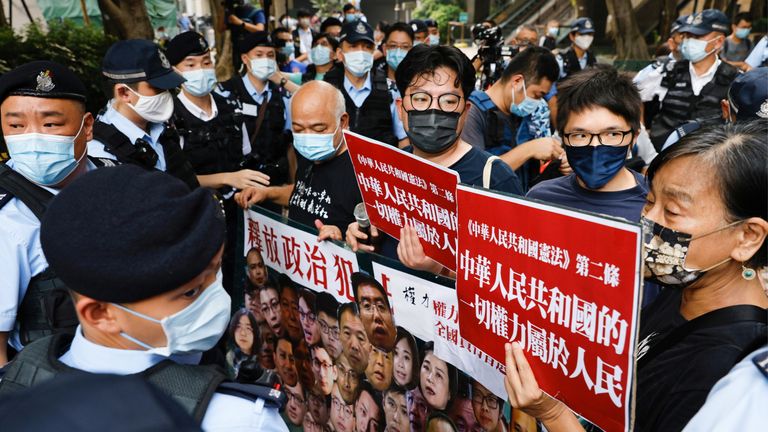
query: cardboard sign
[
  {"left": 456, "top": 185, "right": 642, "bottom": 432},
  {"left": 344, "top": 130, "right": 460, "bottom": 270}
]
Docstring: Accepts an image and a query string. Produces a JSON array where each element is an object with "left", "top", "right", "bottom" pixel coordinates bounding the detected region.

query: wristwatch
[{"left": 279, "top": 77, "right": 288, "bottom": 88}]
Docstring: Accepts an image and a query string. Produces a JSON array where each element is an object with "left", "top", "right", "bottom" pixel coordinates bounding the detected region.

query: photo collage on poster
[{"left": 225, "top": 247, "right": 540, "bottom": 432}]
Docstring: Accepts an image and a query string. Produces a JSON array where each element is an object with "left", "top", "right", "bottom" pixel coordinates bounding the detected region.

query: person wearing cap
[
  {"left": 323, "top": 19, "right": 408, "bottom": 148},
  {"left": 721, "top": 66, "right": 768, "bottom": 123},
  {"left": 637, "top": 9, "right": 739, "bottom": 150},
  {"left": 539, "top": 20, "right": 560, "bottom": 51},
  {"left": 0, "top": 164, "right": 289, "bottom": 431},
  {"left": 303, "top": 32, "right": 341, "bottom": 82},
  {"left": 425, "top": 19, "right": 440, "bottom": 46},
  {"left": 0, "top": 61, "right": 117, "bottom": 366},
  {"left": 410, "top": 20, "right": 428, "bottom": 45},
  {"left": 217, "top": 31, "right": 294, "bottom": 213},
  {"left": 634, "top": 14, "right": 688, "bottom": 90},
  {"left": 234, "top": 81, "right": 363, "bottom": 243},
  {"left": 87, "top": 39, "right": 199, "bottom": 190},
  {"left": 555, "top": 17, "right": 597, "bottom": 80}
]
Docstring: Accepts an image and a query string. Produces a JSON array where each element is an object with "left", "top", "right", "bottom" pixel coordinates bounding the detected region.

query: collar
[
  {"left": 689, "top": 57, "right": 721, "bottom": 79},
  {"left": 177, "top": 91, "right": 218, "bottom": 121},
  {"left": 102, "top": 101, "right": 165, "bottom": 144},
  {"left": 343, "top": 72, "right": 372, "bottom": 93},
  {"left": 60, "top": 326, "right": 202, "bottom": 375},
  {"left": 241, "top": 74, "right": 270, "bottom": 100}
]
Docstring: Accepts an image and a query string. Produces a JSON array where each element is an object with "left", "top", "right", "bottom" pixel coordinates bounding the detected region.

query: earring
[{"left": 742, "top": 265, "right": 756, "bottom": 280}]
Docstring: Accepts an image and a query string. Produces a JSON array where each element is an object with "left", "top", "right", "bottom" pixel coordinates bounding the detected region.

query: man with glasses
[
  {"left": 636, "top": 10, "right": 738, "bottom": 150},
  {"left": 283, "top": 379, "right": 308, "bottom": 429},
  {"left": 335, "top": 352, "right": 362, "bottom": 403},
  {"left": 352, "top": 273, "right": 396, "bottom": 352},
  {"left": 331, "top": 382, "right": 356, "bottom": 432},
  {"left": 311, "top": 344, "right": 336, "bottom": 395},
  {"left": 260, "top": 284, "right": 284, "bottom": 337},
  {"left": 316, "top": 291, "right": 343, "bottom": 359},
  {"left": 470, "top": 380, "right": 505, "bottom": 432}
]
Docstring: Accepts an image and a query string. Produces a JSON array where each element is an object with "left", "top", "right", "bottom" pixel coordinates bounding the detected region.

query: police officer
[
  {"left": 722, "top": 67, "right": 768, "bottom": 123},
  {"left": 556, "top": 17, "right": 597, "bottom": 80},
  {"left": 0, "top": 164, "right": 288, "bottom": 431},
  {"left": 409, "top": 20, "right": 428, "bottom": 45},
  {"left": 425, "top": 19, "right": 440, "bottom": 46},
  {"left": 87, "top": 39, "right": 199, "bottom": 189},
  {"left": 636, "top": 10, "right": 738, "bottom": 149},
  {"left": 0, "top": 61, "right": 114, "bottom": 365},
  {"left": 323, "top": 19, "right": 408, "bottom": 147},
  {"left": 218, "top": 31, "right": 294, "bottom": 212},
  {"left": 375, "top": 22, "right": 414, "bottom": 83}
]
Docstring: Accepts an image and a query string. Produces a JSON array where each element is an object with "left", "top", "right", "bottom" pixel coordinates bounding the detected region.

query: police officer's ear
[
  {"left": 568, "top": 32, "right": 576, "bottom": 43},
  {"left": 241, "top": 53, "right": 251, "bottom": 71},
  {"left": 82, "top": 111, "right": 95, "bottom": 142},
  {"left": 336, "top": 47, "right": 345, "bottom": 63},
  {"left": 114, "top": 83, "right": 135, "bottom": 104},
  {"left": 74, "top": 296, "right": 123, "bottom": 335}
]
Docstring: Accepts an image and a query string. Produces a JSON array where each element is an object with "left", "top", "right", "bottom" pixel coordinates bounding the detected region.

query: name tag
[
  {"left": 675, "top": 82, "right": 687, "bottom": 88},
  {"left": 241, "top": 103, "right": 259, "bottom": 117}
]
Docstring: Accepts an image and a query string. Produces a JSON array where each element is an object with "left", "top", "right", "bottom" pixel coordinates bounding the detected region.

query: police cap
[
  {"left": 102, "top": 39, "right": 185, "bottom": 90},
  {"left": 165, "top": 31, "right": 210, "bottom": 66},
  {"left": 0, "top": 61, "right": 86, "bottom": 105},
  {"left": 728, "top": 67, "right": 768, "bottom": 121}
]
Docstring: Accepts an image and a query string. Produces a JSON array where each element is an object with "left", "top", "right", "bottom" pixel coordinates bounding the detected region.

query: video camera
[{"left": 470, "top": 24, "right": 521, "bottom": 89}]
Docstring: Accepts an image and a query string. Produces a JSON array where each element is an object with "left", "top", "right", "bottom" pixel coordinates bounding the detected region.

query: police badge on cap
[{"left": 0, "top": 61, "right": 87, "bottom": 104}]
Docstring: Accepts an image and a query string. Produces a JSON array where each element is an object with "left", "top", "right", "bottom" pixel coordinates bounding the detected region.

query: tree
[
  {"left": 0, "top": 2, "right": 7, "bottom": 28},
  {"left": 413, "top": 0, "right": 465, "bottom": 36},
  {"left": 97, "top": 0, "right": 154, "bottom": 39},
  {"left": 310, "top": 0, "right": 345, "bottom": 18},
  {"left": 209, "top": 0, "right": 234, "bottom": 81},
  {"left": 604, "top": 0, "right": 648, "bottom": 60}
]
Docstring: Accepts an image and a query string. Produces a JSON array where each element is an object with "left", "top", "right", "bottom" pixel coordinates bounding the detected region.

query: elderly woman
[{"left": 502, "top": 122, "right": 768, "bottom": 431}]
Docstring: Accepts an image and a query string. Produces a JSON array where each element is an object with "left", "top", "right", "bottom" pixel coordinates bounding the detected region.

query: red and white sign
[
  {"left": 344, "top": 130, "right": 460, "bottom": 270},
  {"left": 456, "top": 185, "right": 642, "bottom": 432}
]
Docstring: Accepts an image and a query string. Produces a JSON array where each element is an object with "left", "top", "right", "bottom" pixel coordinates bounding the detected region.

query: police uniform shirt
[
  {"left": 745, "top": 36, "right": 768, "bottom": 69},
  {"left": 344, "top": 74, "right": 407, "bottom": 141},
  {"left": 555, "top": 51, "right": 591, "bottom": 79},
  {"left": 175, "top": 91, "right": 252, "bottom": 156},
  {"left": 0, "top": 160, "right": 97, "bottom": 351},
  {"left": 87, "top": 102, "right": 168, "bottom": 171},
  {"left": 634, "top": 58, "right": 723, "bottom": 103},
  {"left": 239, "top": 74, "right": 292, "bottom": 132},
  {"left": 60, "top": 326, "right": 289, "bottom": 432},
  {"left": 682, "top": 346, "right": 768, "bottom": 431}
]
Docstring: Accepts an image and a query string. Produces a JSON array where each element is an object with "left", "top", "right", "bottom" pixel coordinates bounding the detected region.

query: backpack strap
[
  {"left": 92, "top": 121, "right": 158, "bottom": 169},
  {"left": 468, "top": 90, "right": 496, "bottom": 112},
  {"left": 0, "top": 164, "right": 54, "bottom": 220},
  {"left": 483, "top": 155, "right": 501, "bottom": 189},
  {"left": 216, "top": 381, "right": 286, "bottom": 409},
  {"left": 0, "top": 333, "right": 76, "bottom": 395}
]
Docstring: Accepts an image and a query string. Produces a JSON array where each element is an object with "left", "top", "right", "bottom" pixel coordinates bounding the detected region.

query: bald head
[{"left": 292, "top": 80, "right": 346, "bottom": 126}]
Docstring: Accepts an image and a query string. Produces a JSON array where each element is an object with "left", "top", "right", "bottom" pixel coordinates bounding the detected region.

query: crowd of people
[{"left": 0, "top": 2, "right": 766, "bottom": 431}]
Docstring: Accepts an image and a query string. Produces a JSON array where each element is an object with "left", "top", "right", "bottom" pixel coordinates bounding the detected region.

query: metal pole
[
  {"left": 19, "top": 0, "right": 31, "bottom": 23},
  {"left": 9, "top": 0, "right": 13, "bottom": 28}
]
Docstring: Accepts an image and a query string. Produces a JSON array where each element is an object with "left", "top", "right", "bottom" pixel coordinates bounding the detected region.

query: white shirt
[
  {"left": 634, "top": 58, "right": 722, "bottom": 102},
  {"left": 298, "top": 27, "right": 313, "bottom": 57},
  {"left": 60, "top": 327, "right": 289, "bottom": 432}
]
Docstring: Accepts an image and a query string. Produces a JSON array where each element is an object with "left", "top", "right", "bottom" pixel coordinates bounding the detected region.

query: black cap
[
  {"left": 670, "top": 15, "right": 688, "bottom": 34},
  {"left": 165, "top": 31, "right": 210, "bottom": 66},
  {"left": 0, "top": 61, "right": 86, "bottom": 104},
  {"left": 570, "top": 17, "right": 595, "bottom": 34},
  {"left": 424, "top": 19, "right": 438, "bottom": 28},
  {"left": 410, "top": 19, "right": 427, "bottom": 34},
  {"left": 728, "top": 67, "right": 768, "bottom": 121},
  {"left": 662, "top": 120, "right": 701, "bottom": 150},
  {"left": 102, "top": 39, "right": 185, "bottom": 90},
  {"left": 240, "top": 31, "right": 275, "bottom": 54},
  {"left": 40, "top": 164, "right": 226, "bottom": 303},
  {"left": 341, "top": 19, "right": 375, "bottom": 44},
  {"left": 679, "top": 9, "right": 730, "bottom": 36}
]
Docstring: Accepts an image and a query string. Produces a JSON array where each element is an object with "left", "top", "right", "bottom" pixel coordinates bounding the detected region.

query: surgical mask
[
  {"left": 563, "top": 143, "right": 629, "bottom": 190},
  {"left": 735, "top": 28, "right": 751, "bottom": 39},
  {"left": 345, "top": 14, "right": 358, "bottom": 22},
  {"left": 300, "top": 18, "right": 310, "bottom": 27},
  {"left": 574, "top": 34, "right": 594, "bottom": 50},
  {"left": 510, "top": 79, "right": 540, "bottom": 117},
  {"left": 310, "top": 44, "right": 332, "bottom": 65},
  {"left": 641, "top": 217, "right": 739, "bottom": 286},
  {"left": 386, "top": 48, "right": 407, "bottom": 70},
  {"left": 406, "top": 109, "right": 461, "bottom": 154},
  {"left": 124, "top": 86, "right": 174, "bottom": 123},
  {"left": 343, "top": 50, "right": 373, "bottom": 77},
  {"left": 114, "top": 277, "right": 232, "bottom": 356},
  {"left": 681, "top": 37, "right": 718, "bottom": 63},
  {"left": 293, "top": 124, "right": 341, "bottom": 161},
  {"left": 249, "top": 57, "right": 277, "bottom": 80},
  {"left": 548, "top": 27, "right": 558, "bottom": 37},
  {"left": 413, "top": 40, "right": 423, "bottom": 46},
  {"left": 5, "top": 116, "right": 87, "bottom": 186},
  {"left": 428, "top": 34, "right": 440, "bottom": 46},
  {"left": 281, "top": 43, "right": 295, "bottom": 58},
  {"left": 181, "top": 68, "right": 217, "bottom": 97}
]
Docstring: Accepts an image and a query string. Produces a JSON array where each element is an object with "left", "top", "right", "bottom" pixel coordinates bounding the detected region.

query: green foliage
[
  {"left": 0, "top": 20, "right": 116, "bottom": 114},
  {"left": 413, "top": 0, "right": 465, "bottom": 37},
  {"left": 310, "top": 0, "right": 346, "bottom": 18}
]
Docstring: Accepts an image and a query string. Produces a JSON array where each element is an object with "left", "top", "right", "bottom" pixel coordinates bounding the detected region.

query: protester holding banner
[{"left": 502, "top": 122, "right": 768, "bottom": 431}]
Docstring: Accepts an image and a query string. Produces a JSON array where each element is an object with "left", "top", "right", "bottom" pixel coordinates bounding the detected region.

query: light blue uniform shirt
[
  {"left": 683, "top": 346, "right": 768, "bottom": 431},
  {"left": 0, "top": 160, "right": 96, "bottom": 350},
  {"left": 60, "top": 326, "right": 289, "bottom": 432},
  {"left": 87, "top": 102, "right": 168, "bottom": 171},
  {"left": 745, "top": 36, "right": 768, "bottom": 69},
  {"left": 555, "top": 51, "right": 590, "bottom": 79},
  {"left": 240, "top": 75, "right": 292, "bottom": 132},
  {"left": 344, "top": 73, "right": 407, "bottom": 141}
]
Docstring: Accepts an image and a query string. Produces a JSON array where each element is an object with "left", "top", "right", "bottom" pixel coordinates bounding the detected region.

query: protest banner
[
  {"left": 344, "top": 130, "right": 460, "bottom": 270},
  {"left": 455, "top": 185, "right": 643, "bottom": 432}
]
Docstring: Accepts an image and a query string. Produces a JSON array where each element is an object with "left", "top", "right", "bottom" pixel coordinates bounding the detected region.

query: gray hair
[{"left": 515, "top": 24, "right": 538, "bottom": 37}]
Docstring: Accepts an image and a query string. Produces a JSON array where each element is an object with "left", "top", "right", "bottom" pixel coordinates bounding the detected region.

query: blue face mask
[
  {"left": 680, "top": 37, "right": 718, "bottom": 63},
  {"left": 428, "top": 34, "right": 440, "bottom": 46},
  {"left": 281, "top": 43, "right": 295, "bottom": 58},
  {"left": 735, "top": 28, "right": 751, "bottom": 39},
  {"left": 293, "top": 124, "right": 341, "bottom": 161},
  {"left": 310, "top": 44, "right": 332, "bottom": 65},
  {"left": 563, "top": 143, "right": 629, "bottom": 190},
  {"left": 343, "top": 50, "right": 374, "bottom": 77},
  {"left": 510, "top": 79, "right": 540, "bottom": 117},
  {"left": 5, "top": 116, "right": 86, "bottom": 186},
  {"left": 345, "top": 14, "right": 358, "bottom": 22},
  {"left": 181, "top": 68, "right": 217, "bottom": 97},
  {"left": 386, "top": 48, "right": 407, "bottom": 70}
]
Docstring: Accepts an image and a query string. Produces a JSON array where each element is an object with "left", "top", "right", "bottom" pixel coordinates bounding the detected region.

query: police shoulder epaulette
[
  {"left": 216, "top": 381, "right": 287, "bottom": 409},
  {"left": 753, "top": 349, "right": 768, "bottom": 379}
]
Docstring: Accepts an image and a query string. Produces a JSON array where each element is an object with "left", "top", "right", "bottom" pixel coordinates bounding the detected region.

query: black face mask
[{"left": 405, "top": 109, "right": 461, "bottom": 154}]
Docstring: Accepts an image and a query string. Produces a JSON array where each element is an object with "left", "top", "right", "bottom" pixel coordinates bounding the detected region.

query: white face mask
[
  {"left": 574, "top": 34, "right": 594, "bottom": 50},
  {"left": 113, "top": 276, "right": 232, "bottom": 357},
  {"left": 343, "top": 50, "right": 374, "bottom": 77},
  {"left": 249, "top": 57, "right": 277, "bottom": 81},
  {"left": 123, "top": 85, "right": 174, "bottom": 123}
]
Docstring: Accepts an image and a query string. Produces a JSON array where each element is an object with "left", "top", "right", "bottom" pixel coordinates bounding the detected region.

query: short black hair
[
  {"left": 500, "top": 46, "right": 559, "bottom": 84},
  {"left": 297, "top": 9, "right": 313, "bottom": 19},
  {"left": 271, "top": 27, "right": 291, "bottom": 46},
  {"left": 316, "top": 291, "right": 340, "bottom": 319},
  {"left": 228, "top": 308, "right": 260, "bottom": 354},
  {"left": 647, "top": 121, "right": 768, "bottom": 268},
  {"left": 395, "top": 44, "right": 475, "bottom": 99},
  {"left": 426, "top": 411, "right": 458, "bottom": 431},
  {"left": 343, "top": 3, "right": 356, "bottom": 13},
  {"left": 312, "top": 32, "right": 340, "bottom": 51},
  {"left": 337, "top": 301, "right": 359, "bottom": 323},
  {"left": 556, "top": 64, "right": 641, "bottom": 135},
  {"left": 734, "top": 12, "right": 752, "bottom": 25},
  {"left": 320, "top": 17, "right": 343, "bottom": 32},
  {"left": 355, "top": 380, "right": 383, "bottom": 418},
  {"left": 384, "top": 22, "right": 414, "bottom": 43},
  {"left": 377, "top": 20, "right": 390, "bottom": 32}
]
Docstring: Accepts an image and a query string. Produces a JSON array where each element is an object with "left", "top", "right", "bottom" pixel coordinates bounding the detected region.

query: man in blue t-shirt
[{"left": 527, "top": 65, "right": 660, "bottom": 305}]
